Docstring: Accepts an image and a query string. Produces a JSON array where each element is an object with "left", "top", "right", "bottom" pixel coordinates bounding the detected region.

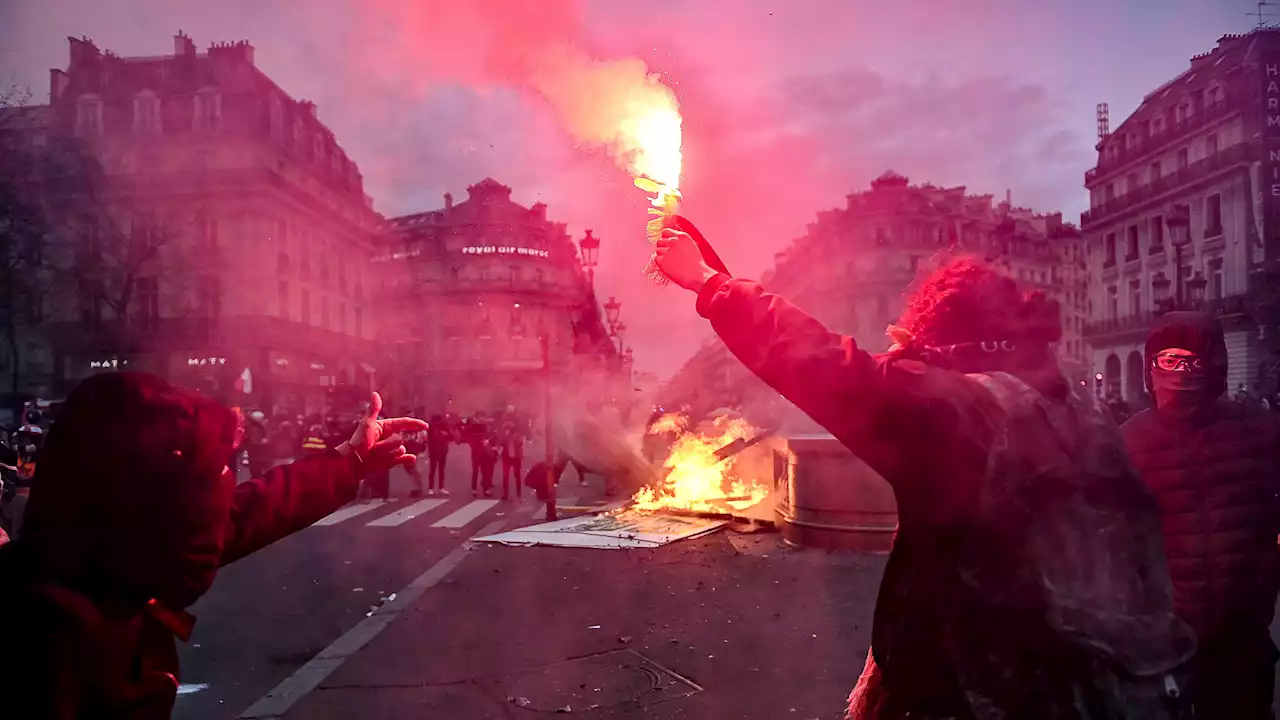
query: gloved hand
[
  {"left": 337, "top": 392, "right": 428, "bottom": 476},
  {"left": 668, "top": 216, "right": 731, "bottom": 276},
  {"left": 657, "top": 226, "right": 722, "bottom": 293}
]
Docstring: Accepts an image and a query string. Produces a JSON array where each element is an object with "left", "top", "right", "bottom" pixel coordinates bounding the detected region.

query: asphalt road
[{"left": 172, "top": 459, "right": 560, "bottom": 720}]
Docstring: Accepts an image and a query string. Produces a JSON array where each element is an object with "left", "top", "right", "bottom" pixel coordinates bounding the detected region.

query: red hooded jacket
[{"left": 0, "top": 372, "right": 362, "bottom": 719}]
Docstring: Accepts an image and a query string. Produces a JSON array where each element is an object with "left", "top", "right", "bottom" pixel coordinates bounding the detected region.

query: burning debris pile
[{"left": 632, "top": 413, "right": 772, "bottom": 515}]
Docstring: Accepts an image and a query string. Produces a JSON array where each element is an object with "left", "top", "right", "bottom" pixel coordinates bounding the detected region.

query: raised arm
[
  {"left": 221, "top": 451, "right": 360, "bottom": 564},
  {"left": 221, "top": 392, "right": 427, "bottom": 565}
]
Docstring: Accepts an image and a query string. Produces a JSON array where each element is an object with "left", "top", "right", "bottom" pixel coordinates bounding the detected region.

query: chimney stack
[
  {"left": 444, "top": 192, "right": 454, "bottom": 210},
  {"left": 174, "top": 30, "right": 195, "bottom": 58}
]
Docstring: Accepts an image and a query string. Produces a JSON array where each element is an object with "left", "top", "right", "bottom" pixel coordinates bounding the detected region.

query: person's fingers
[
  {"left": 371, "top": 434, "right": 403, "bottom": 452},
  {"left": 379, "top": 417, "right": 429, "bottom": 434},
  {"left": 367, "top": 392, "right": 383, "bottom": 421}
]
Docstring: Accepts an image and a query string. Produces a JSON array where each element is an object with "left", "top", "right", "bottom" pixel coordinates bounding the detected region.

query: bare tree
[{"left": 0, "top": 86, "right": 52, "bottom": 411}]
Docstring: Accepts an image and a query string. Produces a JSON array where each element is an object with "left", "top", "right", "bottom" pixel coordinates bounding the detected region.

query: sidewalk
[{"left": 276, "top": 525, "right": 887, "bottom": 719}]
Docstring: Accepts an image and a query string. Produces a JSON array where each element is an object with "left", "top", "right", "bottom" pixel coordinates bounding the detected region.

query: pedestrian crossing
[{"left": 311, "top": 493, "right": 578, "bottom": 530}]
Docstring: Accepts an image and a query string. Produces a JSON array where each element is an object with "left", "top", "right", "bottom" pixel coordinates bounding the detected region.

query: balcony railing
[
  {"left": 1081, "top": 143, "right": 1254, "bottom": 229},
  {"left": 1085, "top": 96, "right": 1239, "bottom": 185},
  {"left": 1084, "top": 294, "right": 1253, "bottom": 339}
]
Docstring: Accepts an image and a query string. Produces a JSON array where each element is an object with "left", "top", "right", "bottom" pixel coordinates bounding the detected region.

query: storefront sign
[
  {"left": 188, "top": 356, "right": 228, "bottom": 367},
  {"left": 462, "top": 245, "right": 549, "bottom": 258},
  {"left": 1261, "top": 58, "right": 1280, "bottom": 261},
  {"left": 310, "top": 361, "right": 326, "bottom": 371},
  {"left": 90, "top": 358, "right": 129, "bottom": 369}
]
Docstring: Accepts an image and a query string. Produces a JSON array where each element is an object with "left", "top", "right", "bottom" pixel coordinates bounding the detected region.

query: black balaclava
[{"left": 1143, "top": 311, "right": 1227, "bottom": 420}]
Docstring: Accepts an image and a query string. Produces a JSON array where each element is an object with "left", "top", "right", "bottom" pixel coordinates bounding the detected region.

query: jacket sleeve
[
  {"left": 696, "top": 275, "right": 993, "bottom": 484},
  {"left": 220, "top": 450, "right": 361, "bottom": 565}
]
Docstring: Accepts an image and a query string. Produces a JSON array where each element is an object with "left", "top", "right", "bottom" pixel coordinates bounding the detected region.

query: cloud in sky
[{"left": 0, "top": 0, "right": 1261, "bottom": 376}]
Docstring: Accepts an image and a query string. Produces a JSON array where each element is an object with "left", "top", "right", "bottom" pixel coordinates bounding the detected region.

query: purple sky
[{"left": 0, "top": 0, "right": 1262, "bottom": 376}]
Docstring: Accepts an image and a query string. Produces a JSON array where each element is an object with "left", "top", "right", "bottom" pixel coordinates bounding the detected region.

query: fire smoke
[{"left": 369, "top": 0, "right": 682, "bottom": 186}]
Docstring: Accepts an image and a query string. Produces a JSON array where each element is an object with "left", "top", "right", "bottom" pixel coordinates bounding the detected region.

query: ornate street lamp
[
  {"left": 1166, "top": 206, "right": 1191, "bottom": 306},
  {"left": 611, "top": 320, "right": 627, "bottom": 354},
  {"left": 579, "top": 230, "right": 600, "bottom": 284},
  {"left": 604, "top": 295, "right": 622, "bottom": 327}
]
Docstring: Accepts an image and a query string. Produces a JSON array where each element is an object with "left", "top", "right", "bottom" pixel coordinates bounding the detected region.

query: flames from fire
[{"left": 632, "top": 413, "right": 771, "bottom": 514}]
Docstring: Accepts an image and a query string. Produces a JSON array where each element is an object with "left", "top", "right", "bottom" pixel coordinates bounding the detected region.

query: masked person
[
  {"left": 655, "top": 219, "right": 1194, "bottom": 720},
  {"left": 0, "top": 372, "right": 425, "bottom": 719},
  {"left": 1120, "top": 312, "right": 1280, "bottom": 720}
]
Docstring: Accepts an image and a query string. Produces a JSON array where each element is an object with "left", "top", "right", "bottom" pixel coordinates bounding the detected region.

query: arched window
[
  {"left": 75, "top": 94, "right": 103, "bottom": 137},
  {"left": 269, "top": 95, "right": 284, "bottom": 141},
  {"left": 132, "top": 90, "right": 161, "bottom": 134},
  {"left": 194, "top": 87, "right": 222, "bottom": 132}
]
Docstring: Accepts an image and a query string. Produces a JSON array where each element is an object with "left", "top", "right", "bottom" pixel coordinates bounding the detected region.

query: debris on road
[{"left": 474, "top": 508, "right": 727, "bottom": 549}]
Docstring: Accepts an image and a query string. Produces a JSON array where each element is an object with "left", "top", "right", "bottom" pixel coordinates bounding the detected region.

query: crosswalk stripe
[
  {"left": 431, "top": 499, "right": 500, "bottom": 528},
  {"left": 314, "top": 500, "right": 391, "bottom": 527},
  {"left": 366, "top": 498, "right": 448, "bottom": 527}
]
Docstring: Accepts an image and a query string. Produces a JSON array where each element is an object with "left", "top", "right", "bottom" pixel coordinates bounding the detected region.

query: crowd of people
[{"left": 231, "top": 405, "right": 549, "bottom": 502}]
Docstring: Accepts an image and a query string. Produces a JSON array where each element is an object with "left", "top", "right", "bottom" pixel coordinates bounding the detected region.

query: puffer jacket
[{"left": 1121, "top": 398, "right": 1280, "bottom": 640}]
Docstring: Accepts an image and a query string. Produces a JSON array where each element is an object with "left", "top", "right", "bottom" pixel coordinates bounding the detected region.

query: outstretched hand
[
  {"left": 339, "top": 392, "right": 429, "bottom": 475},
  {"left": 655, "top": 228, "right": 720, "bottom": 293}
]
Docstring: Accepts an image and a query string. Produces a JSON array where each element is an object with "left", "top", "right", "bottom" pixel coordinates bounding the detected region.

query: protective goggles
[{"left": 1151, "top": 352, "right": 1204, "bottom": 372}]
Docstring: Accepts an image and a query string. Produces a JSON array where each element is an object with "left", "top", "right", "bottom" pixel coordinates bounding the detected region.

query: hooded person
[
  {"left": 655, "top": 218, "right": 1194, "bottom": 720},
  {"left": 0, "top": 372, "right": 425, "bottom": 719},
  {"left": 1120, "top": 312, "right": 1280, "bottom": 720}
]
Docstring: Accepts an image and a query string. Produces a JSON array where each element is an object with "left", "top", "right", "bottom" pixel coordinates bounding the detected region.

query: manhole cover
[{"left": 488, "top": 649, "right": 701, "bottom": 713}]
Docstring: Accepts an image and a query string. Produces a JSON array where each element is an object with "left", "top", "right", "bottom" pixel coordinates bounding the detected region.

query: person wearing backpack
[
  {"left": 1120, "top": 312, "right": 1280, "bottom": 720},
  {"left": 655, "top": 218, "right": 1194, "bottom": 720}
]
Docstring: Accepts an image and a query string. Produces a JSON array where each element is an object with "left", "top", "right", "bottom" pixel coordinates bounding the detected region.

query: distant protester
[
  {"left": 0, "top": 372, "right": 425, "bottom": 719},
  {"left": 656, "top": 217, "right": 1194, "bottom": 719}
]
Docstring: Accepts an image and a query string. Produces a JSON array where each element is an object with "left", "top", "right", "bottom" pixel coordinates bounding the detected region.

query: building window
[
  {"left": 1125, "top": 173, "right": 1138, "bottom": 194},
  {"left": 534, "top": 268, "right": 544, "bottom": 285},
  {"left": 1104, "top": 233, "right": 1116, "bottom": 267},
  {"left": 1149, "top": 160, "right": 1161, "bottom": 183},
  {"left": 277, "top": 252, "right": 290, "bottom": 274},
  {"left": 1210, "top": 258, "right": 1224, "bottom": 300},
  {"left": 1149, "top": 215, "right": 1164, "bottom": 254},
  {"left": 301, "top": 290, "right": 311, "bottom": 325},
  {"left": 136, "top": 277, "right": 159, "bottom": 331},
  {"left": 278, "top": 281, "right": 289, "bottom": 318},
  {"left": 1205, "top": 134, "right": 1218, "bottom": 157},
  {"left": 875, "top": 227, "right": 889, "bottom": 245},
  {"left": 1108, "top": 285, "right": 1118, "bottom": 319},
  {"left": 1129, "top": 279, "right": 1142, "bottom": 316},
  {"left": 1177, "top": 148, "right": 1189, "bottom": 170},
  {"left": 1126, "top": 225, "right": 1139, "bottom": 261},
  {"left": 354, "top": 306, "right": 363, "bottom": 337},
  {"left": 320, "top": 296, "right": 329, "bottom": 329},
  {"left": 449, "top": 267, "right": 460, "bottom": 281},
  {"left": 194, "top": 89, "right": 222, "bottom": 132},
  {"left": 132, "top": 91, "right": 161, "bottom": 134},
  {"left": 338, "top": 302, "right": 347, "bottom": 333},
  {"left": 75, "top": 95, "right": 103, "bottom": 137},
  {"left": 1104, "top": 184, "right": 1115, "bottom": 202},
  {"left": 300, "top": 239, "right": 310, "bottom": 279},
  {"left": 1205, "top": 194, "right": 1223, "bottom": 236},
  {"left": 509, "top": 265, "right": 519, "bottom": 289}
]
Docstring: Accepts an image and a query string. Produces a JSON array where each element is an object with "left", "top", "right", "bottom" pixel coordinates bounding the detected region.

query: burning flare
[{"left": 633, "top": 413, "right": 771, "bottom": 514}]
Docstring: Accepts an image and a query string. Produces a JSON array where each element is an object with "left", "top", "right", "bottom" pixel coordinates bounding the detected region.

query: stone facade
[
  {"left": 662, "top": 171, "right": 1087, "bottom": 419},
  {"left": 375, "top": 179, "right": 622, "bottom": 415},
  {"left": 5, "top": 33, "right": 382, "bottom": 415},
  {"left": 1082, "top": 30, "right": 1280, "bottom": 404}
]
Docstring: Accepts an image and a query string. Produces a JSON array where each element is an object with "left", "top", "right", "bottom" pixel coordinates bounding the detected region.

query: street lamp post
[
  {"left": 541, "top": 333, "right": 556, "bottom": 521},
  {"left": 1166, "top": 206, "right": 1192, "bottom": 307},
  {"left": 579, "top": 230, "right": 600, "bottom": 287}
]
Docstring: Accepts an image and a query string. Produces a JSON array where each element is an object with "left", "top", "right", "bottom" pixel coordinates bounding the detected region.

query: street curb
[{"left": 236, "top": 516, "right": 508, "bottom": 719}]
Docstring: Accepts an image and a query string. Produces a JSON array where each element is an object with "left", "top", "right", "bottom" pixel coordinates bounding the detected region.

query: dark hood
[
  {"left": 18, "top": 372, "right": 239, "bottom": 609},
  {"left": 1143, "top": 311, "right": 1228, "bottom": 398}
]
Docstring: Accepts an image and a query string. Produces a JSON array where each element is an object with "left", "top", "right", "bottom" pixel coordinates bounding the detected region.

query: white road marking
[
  {"left": 237, "top": 517, "right": 508, "bottom": 719},
  {"left": 312, "top": 500, "right": 390, "bottom": 527},
  {"left": 430, "top": 499, "right": 499, "bottom": 528},
  {"left": 364, "top": 498, "right": 447, "bottom": 527}
]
